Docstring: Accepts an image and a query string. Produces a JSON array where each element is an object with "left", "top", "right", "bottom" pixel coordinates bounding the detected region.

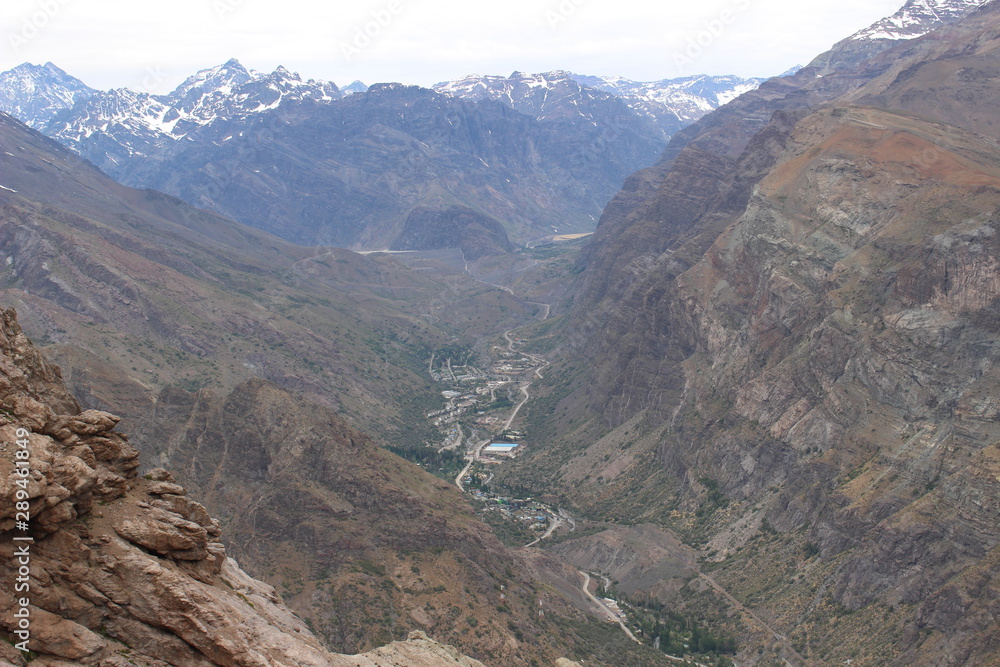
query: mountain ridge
[
  {"left": 433, "top": 69, "right": 763, "bottom": 140},
  {"left": 0, "top": 61, "right": 765, "bottom": 253},
  {"left": 847, "top": 0, "right": 991, "bottom": 41}
]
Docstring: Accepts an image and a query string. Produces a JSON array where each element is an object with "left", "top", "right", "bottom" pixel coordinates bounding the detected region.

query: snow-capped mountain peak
[
  {"left": 160, "top": 60, "right": 341, "bottom": 126},
  {"left": 849, "top": 0, "right": 990, "bottom": 41},
  {"left": 0, "top": 59, "right": 347, "bottom": 172},
  {"left": 574, "top": 73, "right": 763, "bottom": 109},
  {"left": 341, "top": 80, "right": 369, "bottom": 95},
  {"left": 169, "top": 58, "right": 257, "bottom": 101},
  {"left": 0, "top": 62, "right": 96, "bottom": 130}
]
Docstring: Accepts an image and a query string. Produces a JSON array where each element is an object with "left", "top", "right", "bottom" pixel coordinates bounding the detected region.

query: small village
[
  {"left": 421, "top": 333, "right": 744, "bottom": 663},
  {"left": 421, "top": 332, "right": 568, "bottom": 540},
  {"left": 418, "top": 333, "right": 648, "bottom": 643}
]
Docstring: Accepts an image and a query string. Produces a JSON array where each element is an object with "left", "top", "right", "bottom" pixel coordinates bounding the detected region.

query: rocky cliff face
[
  {"left": 504, "top": 4, "right": 1000, "bottom": 665},
  {"left": 660, "top": 103, "right": 1000, "bottom": 667},
  {"left": 567, "top": 0, "right": 1000, "bottom": 421},
  {"left": 0, "top": 307, "right": 485, "bottom": 666},
  {"left": 573, "top": 0, "right": 995, "bottom": 336}
]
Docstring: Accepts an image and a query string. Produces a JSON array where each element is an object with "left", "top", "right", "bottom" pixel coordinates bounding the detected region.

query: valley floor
[{"left": 410, "top": 257, "right": 759, "bottom": 666}]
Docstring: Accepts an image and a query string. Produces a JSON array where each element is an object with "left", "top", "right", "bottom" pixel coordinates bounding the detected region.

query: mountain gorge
[
  {"left": 0, "top": 110, "right": 673, "bottom": 666},
  {"left": 2, "top": 0, "right": 999, "bottom": 664}
]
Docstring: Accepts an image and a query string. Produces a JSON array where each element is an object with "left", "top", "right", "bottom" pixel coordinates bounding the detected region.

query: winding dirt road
[{"left": 578, "top": 571, "right": 642, "bottom": 644}]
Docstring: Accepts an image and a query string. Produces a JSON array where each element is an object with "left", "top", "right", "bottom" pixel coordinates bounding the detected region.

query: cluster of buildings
[
  {"left": 426, "top": 390, "right": 482, "bottom": 427},
  {"left": 600, "top": 597, "right": 629, "bottom": 625},
  {"left": 424, "top": 353, "right": 536, "bottom": 463},
  {"left": 492, "top": 357, "right": 539, "bottom": 376},
  {"left": 484, "top": 442, "right": 520, "bottom": 455},
  {"left": 474, "top": 380, "right": 513, "bottom": 396},
  {"left": 469, "top": 491, "right": 552, "bottom": 531}
]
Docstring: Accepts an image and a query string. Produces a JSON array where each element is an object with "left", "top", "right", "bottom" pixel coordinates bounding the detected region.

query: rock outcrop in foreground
[{"left": 0, "top": 307, "right": 483, "bottom": 666}]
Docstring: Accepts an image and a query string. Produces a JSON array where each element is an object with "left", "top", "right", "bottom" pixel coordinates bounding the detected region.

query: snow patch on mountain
[
  {"left": 569, "top": 73, "right": 764, "bottom": 122},
  {"left": 432, "top": 70, "right": 626, "bottom": 125}
]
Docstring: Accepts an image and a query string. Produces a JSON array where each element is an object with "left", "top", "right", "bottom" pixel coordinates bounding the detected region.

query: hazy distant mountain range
[
  {"left": 432, "top": 70, "right": 764, "bottom": 140},
  {"left": 434, "top": 70, "right": 765, "bottom": 140},
  {"left": 1, "top": 60, "right": 762, "bottom": 146},
  {"left": 0, "top": 60, "right": 766, "bottom": 251}
]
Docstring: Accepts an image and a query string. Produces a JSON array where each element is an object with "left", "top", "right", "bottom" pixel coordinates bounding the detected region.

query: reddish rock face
[{"left": 0, "top": 307, "right": 486, "bottom": 666}]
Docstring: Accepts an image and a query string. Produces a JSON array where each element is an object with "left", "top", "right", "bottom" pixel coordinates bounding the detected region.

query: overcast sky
[{"left": 2, "top": 0, "right": 906, "bottom": 93}]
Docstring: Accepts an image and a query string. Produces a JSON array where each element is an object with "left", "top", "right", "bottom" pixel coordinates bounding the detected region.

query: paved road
[
  {"left": 503, "top": 382, "right": 532, "bottom": 431},
  {"left": 524, "top": 515, "right": 563, "bottom": 547},
  {"left": 454, "top": 435, "right": 490, "bottom": 492},
  {"left": 576, "top": 569, "right": 718, "bottom": 666},
  {"left": 503, "top": 329, "right": 517, "bottom": 352},
  {"left": 525, "top": 300, "right": 551, "bottom": 320}
]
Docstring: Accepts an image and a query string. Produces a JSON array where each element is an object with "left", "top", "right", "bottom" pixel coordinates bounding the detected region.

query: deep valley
[{"left": 1, "top": 1, "right": 999, "bottom": 666}]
